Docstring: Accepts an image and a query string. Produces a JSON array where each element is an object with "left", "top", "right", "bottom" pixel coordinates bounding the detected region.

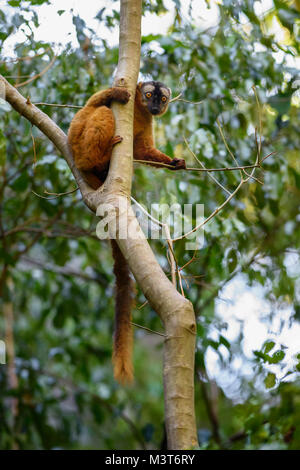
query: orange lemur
[{"left": 68, "top": 81, "right": 186, "bottom": 384}]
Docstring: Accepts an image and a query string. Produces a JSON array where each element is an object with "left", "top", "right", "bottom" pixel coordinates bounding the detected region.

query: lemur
[{"left": 68, "top": 81, "right": 186, "bottom": 384}]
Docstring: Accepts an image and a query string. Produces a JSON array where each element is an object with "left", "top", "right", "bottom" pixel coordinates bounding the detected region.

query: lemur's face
[{"left": 140, "top": 81, "right": 171, "bottom": 116}]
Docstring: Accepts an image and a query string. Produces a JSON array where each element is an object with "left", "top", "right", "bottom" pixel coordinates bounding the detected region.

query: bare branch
[
  {"left": 183, "top": 136, "right": 232, "bottom": 196},
  {"left": 252, "top": 85, "right": 262, "bottom": 159},
  {"left": 0, "top": 74, "right": 94, "bottom": 209},
  {"left": 31, "top": 187, "right": 79, "bottom": 200},
  {"left": 14, "top": 55, "right": 57, "bottom": 88},
  {"left": 0, "top": 47, "right": 51, "bottom": 64},
  {"left": 134, "top": 158, "right": 261, "bottom": 173},
  {"left": 34, "top": 102, "right": 83, "bottom": 109},
  {"left": 20, "top": 255, "right": 107, "bottom": 287},
  {"left": 170, "top": 92, "right": 204, "bottom": 105},
  {"left": 30, "top": 125, "right": 37, "bottom": 169},
  {"left": 172, "top": 179, "right": 244, "bottom": 242},
  {"left": 216, "top": 118, "right": 243, "bottom": 180},
  {"left": 131, "top": 321, "right": 166, "bottom": 337},
  {"left": 15, "top": 207, "right": 64, "bottom": 260}
]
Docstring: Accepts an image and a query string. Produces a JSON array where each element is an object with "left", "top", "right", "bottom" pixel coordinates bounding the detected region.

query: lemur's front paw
[
  {"left": 170, "top": 158, "right": 186, "bottom": 170},
  {"left": 112, "top": 88, "right": 131, "bottom": 104}
]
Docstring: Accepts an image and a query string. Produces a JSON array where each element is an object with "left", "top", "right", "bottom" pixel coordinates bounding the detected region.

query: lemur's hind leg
[{"left": 80, "top": 170, "right": 104, "bottom": 190}]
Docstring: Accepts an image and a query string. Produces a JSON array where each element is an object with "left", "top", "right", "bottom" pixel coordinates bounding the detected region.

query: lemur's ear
[
  {"left": 167, "top": 87, "right": 172, "bottom": 97},
  {"left": 137, "top": 82, "right": 143, "bottom": 89}
]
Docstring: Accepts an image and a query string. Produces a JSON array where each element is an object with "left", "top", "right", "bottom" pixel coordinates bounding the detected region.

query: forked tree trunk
[{"left": 1, "top": 0, "right": 199, "bottom": 450}]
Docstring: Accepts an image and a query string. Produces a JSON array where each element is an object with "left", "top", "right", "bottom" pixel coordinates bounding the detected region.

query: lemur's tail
[{"left": 111, "top": 240, "right": 135, "bottom": 384}]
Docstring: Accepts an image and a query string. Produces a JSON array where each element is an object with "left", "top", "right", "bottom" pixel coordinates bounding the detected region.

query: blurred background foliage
[{"left": 0, "top": 0, "right": 299, "bottom": 450}]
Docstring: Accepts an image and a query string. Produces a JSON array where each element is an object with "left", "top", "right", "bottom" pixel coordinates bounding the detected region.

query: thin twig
[
  {"left": 131, "top": 322, "right": 166, "bottom": 337},
  {"left": 34, "top": 102, "right": 83, "bottom": 109},
  {"left": 14, "top": 207, "right": 64, "bottom": 260},
  {"left": 31, "top": 187, "right": 79, "bottom": 200},
  {"left": 20, "top": 255, "right": 107, "bottom": 287},
  {"left": 185, "top": 164, "right": 260, "bottom": 172},
  {"left": 261, "top": 151, "right": 276, "bottom": 162},
  {"left": 4, "top": 75, "right": 32, "bottom": 79},
  {"left": 137, "top": 299, "right": 149, "bottom": 309},
  {"left": 179, "top": 250, "right": 201, "bottom": 272},
  {"left": 169, "top": 92, "right": 182, "bottom": 102},
  {"left": 134, "top": 159, "right": 261, "bottom": 173},
  {"left": 165, "top": 225, "right": 177, "bottom": 287},
  {"left": 183, "top": 136, "right": 232, "bottom": 196},
  {"left": 0, "top": 47, "right": 51, "bottom": 64},
  {"left": 133, "top": 160, "right": 175, "bottom": 169},
  {"left": 216, "top": 118, "right": 243, "bottom": 180},
  {"left": 252, "top": 85, "right": 262, "bottom": 160},
  {"left": 29, "top": 366, "right": 147, "bottom": 449},
  {"left": 30, "top": 126, "right": 37, "bottom": 170},
  {"left": 174, "top": 101, "right": 263, "bottom": 248},
  {"left": 172, "top": 179, "right": 244, "bottom": 242},
  {"left": 170, "top": 92, "right": 204, "bottom": 105},
  {"left": 14, "top": 55, "right": 57, "bottom": 88},
  {"left": 3, "top": 161, "right": 32, "bottom": 187},
  {"left": 131, "top": 195, "right": 183, "bottom": 294}
]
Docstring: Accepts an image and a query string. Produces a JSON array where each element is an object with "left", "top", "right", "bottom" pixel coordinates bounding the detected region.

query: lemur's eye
[
  {"left": 161, "top": 96, "right": 167, "bottom": 103},
  {"left": 145, "top": 92, "right": 152, "bottom": 99}
]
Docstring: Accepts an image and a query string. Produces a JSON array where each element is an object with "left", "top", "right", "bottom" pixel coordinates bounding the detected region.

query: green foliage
[{"left": 0, "top": 0, "right": 299, "bottom": 450}]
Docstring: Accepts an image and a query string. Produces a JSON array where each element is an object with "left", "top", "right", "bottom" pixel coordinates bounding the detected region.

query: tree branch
[
  {"left": 14, "top": 54, "right": 57, "bottom": 89},
  {"left": 20, "top": 255, "right": 108, "bottom": 287}
]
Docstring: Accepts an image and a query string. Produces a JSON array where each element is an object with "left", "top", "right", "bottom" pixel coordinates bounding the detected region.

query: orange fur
[
  {"left": 68, "top": 83, "right": 185, "bottom": 190},
  {"left": 68, "top": 83, "right": 185, "bottom": 384},
  {"left": 68, "top": 87, "right": 130, "bottom": 189},
  {"left": 111, "top": 240, "right": 135, "bottom": 384}
]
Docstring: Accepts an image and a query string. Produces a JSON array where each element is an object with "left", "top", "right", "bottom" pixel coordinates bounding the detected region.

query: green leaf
[
  {"left": 91, "top": 401, "right": 105, "bottom": 424},
  {"left": 269, "top": 199, "right": 279, "bottom": 217},
  {"left": 277, "top": 8, "right": 299, "bottom": 29},
  {"left": 0, "top": 247, "right": 15, "bottom": 266},
  {"left": 142, "top": 423, "right": 155, "bottom": 442},
  {"left": 53, "top": 303, "right": 66, "bottom": 329},
  {"left": 10, "top": 172, "right": 30, "bottom": 192},
  {"left": 27, "top": 0, "right": 50, "bottom": 5},
  {"left": 219, "top": 335, "right": 231, "bottom": 350},
  {"left": 72, "top": 15, "right": 87, "bottom": 45},
  {"left": 270, "top": 350, "right": 285, "bottom": 364},
  {"left": 227, "top": 248, "right": 237, "bottom": 273},
  {"left": 268, "top": 93, "right": 291, "bottom": 115},
  {"left": 95, "top": 7, "right": 106, "bottom": 21},
  {"left": 294, "top": 305, "right": 300, "bottom": 321},
  {"left": 254, "top": 350, "right": 268, "bottom": 362},
  {"left": 8, "top": 0, "right": 21, "bottom": 6},
  {"left": 208, "top": 339, "right": 219, "bottom": 350},
  {"left": 264, "top": 372, "right": 276, "bottom": 389},
  {"left": 263, "top": 341, "right": 275, "bottom": 354}
]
